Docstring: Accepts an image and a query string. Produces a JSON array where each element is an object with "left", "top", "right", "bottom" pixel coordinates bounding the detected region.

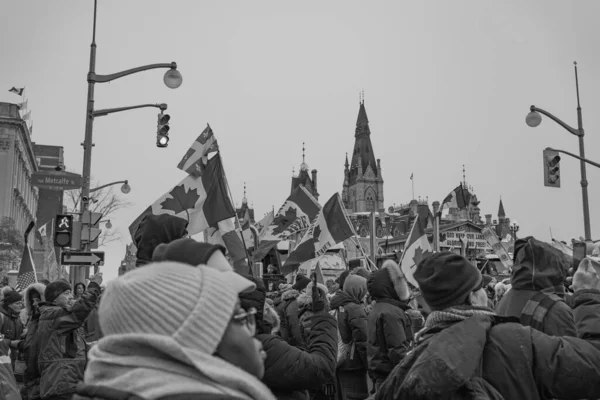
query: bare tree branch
[
  {"left": 0, "top": 217, "right": 25, "bottom": 273},
  {"left": 63, "top": 177, "right": 133, "bottom": 247}
]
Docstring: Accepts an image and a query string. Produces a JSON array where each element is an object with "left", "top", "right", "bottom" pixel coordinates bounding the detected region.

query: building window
[{"left": 366, "top": 191, "right": 375, "bottom": 212}]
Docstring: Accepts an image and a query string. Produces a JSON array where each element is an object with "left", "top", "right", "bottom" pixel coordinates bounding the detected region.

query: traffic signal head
[
  {"left": 543, "top": 148, "right": 561, "bottom": 188},
  {"left": 54, "top": 214, "right": 73, "bottom": 248},
  {"left": 157, "top": 113, "right": 170, "bottom": 148}
]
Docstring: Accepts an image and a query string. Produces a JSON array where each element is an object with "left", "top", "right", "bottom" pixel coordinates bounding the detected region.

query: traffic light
[
  {"left": 543, "top": 148, "right": 561, "bottom": 188},
  {"left": 54, "top": 214, "right": 73, "bottom": 248},
  {"left": 157, "top": 113, "right": 170, "bottom": 148}
]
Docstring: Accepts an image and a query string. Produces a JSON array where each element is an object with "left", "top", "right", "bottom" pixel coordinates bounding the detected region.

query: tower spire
[
  {"left": 345, "top": 152, "right": 349, "bottom": 168},
  {"left": 300, "top": 142, "right": 308, "bottom": 171},
  {"left": 242, "top": 182, "right": 247, "bottom": 205},
  {"left": 462, "top": 164, "right": 467, "bottom": 187}
]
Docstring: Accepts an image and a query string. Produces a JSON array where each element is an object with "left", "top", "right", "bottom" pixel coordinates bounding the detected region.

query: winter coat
[
  {"left": 73, "top": 330, "right": 276, "bottom": 400},
  {"left": 0, "top": 339, "right": 19, "bottom": 400},
  {"left": 19, "top": 282, "right": 46, "bottom": 400},
  {"left": 133, "top": 214, "right": 188, "bottom": 267},
  {"left": 37, "top": 282, "right": 101, "bottom": 399},
  {"left": 496, "top": 237, "right": 576, "bottom": 337},
  {"left": 374, "top": 289, "right": 600, "bottom": 400},
  {"left": 280, "top": 289, "right": 305, "bottom": 348},
  {"left": 330, "top": 277, "right": 368, "bottom": 372},
  {"left": 84, "top": 303, "right": 103, "bottom": 342},
  {"left": 0, "top": 302, "right": 25, "bottom": 369},
  {"left": 259, "top": 311, "right": 337, "bottom": 400}
]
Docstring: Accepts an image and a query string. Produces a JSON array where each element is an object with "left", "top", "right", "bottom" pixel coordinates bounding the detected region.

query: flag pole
[
  {"left": 412, "top": 174, "right": 415, "bottom": 200},
  {"left": 218, "top": 153, "right": 253, "bottom": 272},
  {"left": 350, "top": 237, "right": 378, "bottom": 270}
]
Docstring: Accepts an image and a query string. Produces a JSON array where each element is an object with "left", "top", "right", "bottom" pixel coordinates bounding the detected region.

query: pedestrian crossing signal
[
  {"left": 543, "top": 148, "right": 561, "bottom": 188},
  {"left": 54, "top": 214, "right": 73, "bottom": 248},
  {"left": 157, "top": 113, "right": 170, "bottom": 148}
]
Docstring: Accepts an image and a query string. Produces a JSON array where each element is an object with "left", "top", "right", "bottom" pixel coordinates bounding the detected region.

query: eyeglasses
[{"left": 232, "top": 307, "right": 257, "bottom": 335}]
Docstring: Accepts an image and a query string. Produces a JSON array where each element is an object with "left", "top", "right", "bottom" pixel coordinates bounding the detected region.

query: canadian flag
[{"left": 399, "top": 218, "right": 433, "bottom": 288}]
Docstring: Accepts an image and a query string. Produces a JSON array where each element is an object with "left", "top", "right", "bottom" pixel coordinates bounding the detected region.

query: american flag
[{"left": 16, "top": 245, "right": 37, "bottom": 292}]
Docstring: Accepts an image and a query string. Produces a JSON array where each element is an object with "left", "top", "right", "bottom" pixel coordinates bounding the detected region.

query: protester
[
  {"left": 0, "top": 338, "right": 19, "bottom": 400},
  {"left": 240, "top": 274, "right": 337, "bottom": 400},
  {"left": 0, "top": 287, "right": 24, "bottom": 371},
  {"left": 133, "top": 214, "right": 188, "bottom": 267},
  {"left": 496, "top": 237, "right": 576, "bottom": 336},
  {"left": 19, "top": 282, "right": 46, "bottom": 400},
  {"left": 73, "top": 262, "right": 276, "bottom": 400},
  {"left": 37, "top": 275, "right": 102, "bottom": 400},
  {"left": 373, "top": 252, "right": 600, "bottom": 399},
  {"left": 73, "top": 283, "right": 86, "bottom": 300},
  {"left": 366, "top": 261, "right": 412, "bottom": 390},
  {"left": 279, "top": 275, "right": 308, "bottom": 348},
  {"left": 331, "top": 274, "right": 369, "bottom": 400}
]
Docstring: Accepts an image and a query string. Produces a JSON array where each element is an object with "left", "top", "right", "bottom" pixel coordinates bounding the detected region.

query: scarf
[
  {"left": 424, "top": 305, "right": 496, "bottom": 330},
  {"left": 85, "top": 334, "right": 276, "bottom": 400}
]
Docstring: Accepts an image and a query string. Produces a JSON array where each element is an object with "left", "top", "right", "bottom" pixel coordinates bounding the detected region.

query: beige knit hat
[{"left": 99, "top": 261, "right": 256, "bottom": 355}]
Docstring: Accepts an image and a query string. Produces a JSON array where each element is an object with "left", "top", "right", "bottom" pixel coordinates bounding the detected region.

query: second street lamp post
[
  {"left": 525, "top": 61, "right": 591, "bottom": 242},
  {"left": 81, "top": 0, "right": 182, "bottom": 226}
]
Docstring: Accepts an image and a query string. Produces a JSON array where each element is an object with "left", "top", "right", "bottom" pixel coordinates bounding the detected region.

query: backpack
[
  {"left": 519, "top": 291, "right": 561, "bottom": 332},
  {"left": 374, "top": 316, "right": 515, "bottom": 400}
]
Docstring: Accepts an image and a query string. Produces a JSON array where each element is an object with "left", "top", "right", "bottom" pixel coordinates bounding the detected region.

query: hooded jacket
[
  {"left": 496, "top": 237, "right": 576, "bottom": 337},
  {"left": 366, "top": 263, "right": 413, "bottom": 381},
  {"left": 37, "top": 282, "right": 101, "bottom": 398},
  {"left": 133, "top": 214, "right": 188, "bottom": 267},
  {"left": 279, "top": 289, "right": 305, "bottom": 348},
  {"left": 374, "top": 290, "right": 600, "bottom": 400},
  {"left": 331, "top": 275, "right": 368, "bottom": 372},
  {"left": 19, "top": 282, "right": 46, "bottom": 398}
]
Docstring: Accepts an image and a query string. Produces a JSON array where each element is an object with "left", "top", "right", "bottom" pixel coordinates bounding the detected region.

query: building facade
[
  {"left": 0, "top": 102, "right": 38, "bottom": 243},
  {"left": 342, "top": 100, "right": 384, "bottom": 214},
  {"left": 290, "top": 143, "right": 319, "bottom": 201},
  {"left": 119, "top": 243, "right": 137, "bottom": 276}
]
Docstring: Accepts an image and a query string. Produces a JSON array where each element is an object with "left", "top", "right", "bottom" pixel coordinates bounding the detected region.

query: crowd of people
[{"left": 0, "top": 214, "right": 600, "bottom": 400}]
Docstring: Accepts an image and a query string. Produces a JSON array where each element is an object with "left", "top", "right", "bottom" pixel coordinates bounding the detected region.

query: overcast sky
[{"left": 3, "top": 1, "right": 600, "bottom": 282}]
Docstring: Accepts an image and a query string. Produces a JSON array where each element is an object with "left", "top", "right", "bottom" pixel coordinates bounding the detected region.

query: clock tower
[{"left": 342, "top": 98, "right": 384, "bottom": 214}]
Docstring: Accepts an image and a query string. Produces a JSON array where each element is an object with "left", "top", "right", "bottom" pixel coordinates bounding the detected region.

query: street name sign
[
  {"left": 32, "top": 171, "right": 82, "bottom": 191},
  {"left": 61, "top": 251, "right": 105, "bottom": 266}
]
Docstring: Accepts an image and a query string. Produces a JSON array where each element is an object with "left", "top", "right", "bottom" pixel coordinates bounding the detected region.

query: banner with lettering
[{"left": 481, "top": 227, "right": 514, "bottom": 269}]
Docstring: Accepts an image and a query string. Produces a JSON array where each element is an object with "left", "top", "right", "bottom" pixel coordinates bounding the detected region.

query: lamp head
[
  {"left": 105, "top": 220, "right": 112, "bottom": 229},
  {"left": 164, "top": 68, "right": 183, "bottom": 89},
  {"left": 121, "top": 182, "right": 131, "bottom": 194},
  {"left": 526, "top": 111, "right": 542, "bottom": 127}
]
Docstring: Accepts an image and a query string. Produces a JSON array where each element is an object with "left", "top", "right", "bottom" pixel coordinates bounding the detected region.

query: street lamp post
[
  {"left": 81, "top": 0, "right": 182, "bottom": 222},
  {"left": 525, "top": 62, "right": 591, "bottom": 241},
  {"left": 89, "top": 180, "right": 131, "bottom": 194},
  {"left": 510, "top": 221, "right": 520, "bottom": 242}
]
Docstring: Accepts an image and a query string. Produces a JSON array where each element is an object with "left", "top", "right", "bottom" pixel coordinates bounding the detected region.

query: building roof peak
[{"left": 498, "top": 198, "right": 506, "bottom": 218}]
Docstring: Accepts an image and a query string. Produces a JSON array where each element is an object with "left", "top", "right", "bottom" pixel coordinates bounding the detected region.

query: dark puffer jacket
[
  {"left": 280, "top": 289, "right": 304, "bottom": 348},
  {"left": 19, "top": 282, "right": 46, "bottom": 400},
  {"left": 374, "top": 289, "right": 600, "bottom": 400},
  {"left": 37, "top": 282, "right": 101, "bottom": 399},
  {"left": 132, "top": 214, "right": 188, "bottom": 267},
  {"left": 496, "top": 237, "right": 576, "bottom": 337},
  {"left": 366, "top": 268, "right": 413, "bottom": 382},
  {"left": 0, "top": 300, "right": 24, "bottom": 369}
]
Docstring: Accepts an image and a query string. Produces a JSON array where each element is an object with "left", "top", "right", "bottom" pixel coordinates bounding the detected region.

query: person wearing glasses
[{"left": 73, "top": 261, "right": 276, "bottom": 400}]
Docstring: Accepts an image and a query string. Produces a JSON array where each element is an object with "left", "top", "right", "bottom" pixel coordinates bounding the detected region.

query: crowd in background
[{"left": 0, "top": 214, "right": 600, "bottom": 400}]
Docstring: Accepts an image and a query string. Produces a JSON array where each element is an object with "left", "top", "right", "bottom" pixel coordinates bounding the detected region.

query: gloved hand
[
  {"left": 311, "top": 273, "right": 330, "bottom": 314},
  {"left": 573, "top": 257, "right": 600, "bottom": 292}
]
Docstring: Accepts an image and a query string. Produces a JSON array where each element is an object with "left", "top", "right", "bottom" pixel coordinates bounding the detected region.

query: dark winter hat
[
  {"left": 414, "top": 252, "right": 482, "bottom": 311},
  {"left": 482, "top": 274, "right": 493, "bottom": 288},
  {"left": 293, "top": 274, "right": 311, "bottom": 291},
  {"left": 336, "top": 270, "right": 350, "bottom": 290},
  {"left": 238, "top": 275, "right": 266, "bottom": 327},
  {"left": 153, "top": 238, "right": 227, "bottom": 267},
  {"left": 134, "top": 214, "right": 189, "bottom": 267},
  {"left": 45, "top": 280, "right": 72, "bottom": 304},
  {"left": 3, "top": 289, "right": 22, "bottom": 305}
]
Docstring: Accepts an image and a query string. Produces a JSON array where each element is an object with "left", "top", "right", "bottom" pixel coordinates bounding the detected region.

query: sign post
[{"left": 32, "top": 171, "right": 82, "bottom": 191}]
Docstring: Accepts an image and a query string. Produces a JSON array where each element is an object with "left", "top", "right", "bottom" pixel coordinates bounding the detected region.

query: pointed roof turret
[
  {"left": 349, "top": 99, "right": 378, "bottom": 185},
  {"left": 344, "top": 153, "right": 349, "bottom": 168},
  {"left": 498, "top": 198, "right": 506, "bottom": 218}
]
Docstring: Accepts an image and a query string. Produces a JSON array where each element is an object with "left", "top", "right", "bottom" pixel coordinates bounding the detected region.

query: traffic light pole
[
  {"left": 93, "top": 103, "right": 167, "bottom": 118},
  {"left": 78, "top": 0, "right": 179, "bottom": 284},
  {"left": 546, "top": 148, "right": 600, "bottom": 169}
]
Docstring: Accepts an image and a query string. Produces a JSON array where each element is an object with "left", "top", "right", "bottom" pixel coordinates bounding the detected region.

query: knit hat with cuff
[
  {"left": 152, "top": 238, "right": 228, "bottom": 271},
  {"left": 45, "top": 280, "right": 72, "bottom": 304},
  {"left": 414, "top": 252, "right": 482, "bottom": 311},
  {"left": 2, "top": 288, "right": 22, "bottom": 305},
  {"left": 99, "top": 262, "right": 255, "bottom": 355}
]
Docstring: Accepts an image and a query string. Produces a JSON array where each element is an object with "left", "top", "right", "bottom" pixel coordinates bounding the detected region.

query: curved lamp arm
[
  {"left": 90, "top": 180, "right": 128, "bottom": 193},
  {"left": 530, "top": 105, "right": 581, "bottom": 137},
  {"left": 93, "top": 103, "right": 167, "bottom": 118},
  {"left": 89, "top": 62, "right": 177, "bottom": 84}
]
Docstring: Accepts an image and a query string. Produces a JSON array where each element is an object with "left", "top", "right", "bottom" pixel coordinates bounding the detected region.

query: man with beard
[{"left": 37, "top": 274, "right": 102, "bottom": 400}]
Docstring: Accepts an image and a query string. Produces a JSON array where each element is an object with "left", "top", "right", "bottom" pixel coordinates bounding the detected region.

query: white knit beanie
[{"left": 99, "top": 261, "right": 255, "bottom": 355}]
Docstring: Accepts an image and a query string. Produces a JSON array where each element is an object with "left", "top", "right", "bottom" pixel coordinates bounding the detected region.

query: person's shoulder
[{"left": 488, "top": 320, "right": 532, "bottom": 349}]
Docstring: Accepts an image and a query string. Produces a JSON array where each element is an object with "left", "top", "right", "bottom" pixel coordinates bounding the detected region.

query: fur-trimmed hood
[
  {"left": 281, "top": 289, "right": 300, "bottom": 302},
  {"left": 23, "top": 282, "right": 46, "bottom": 316},
  {"left": 263, "top": 303, "right": 280, "bottom": 335},
  {"left": 367, "top": 260, "right": 411, "bottom": 301}
]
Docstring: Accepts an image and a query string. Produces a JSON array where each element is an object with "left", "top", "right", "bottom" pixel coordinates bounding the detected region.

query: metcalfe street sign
[
  {"left": 61, "top": 251, "right": 105, "bottom": 266},
  {"left": 32, "top": 171, "right": 82, "bottom": 191}
]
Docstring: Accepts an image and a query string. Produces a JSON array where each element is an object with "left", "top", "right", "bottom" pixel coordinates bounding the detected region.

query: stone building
[
  {"left": 0, "top": 102, "right": 38, "bottom": 249},
  {"left": 290, "top": 143, "right": 319, "bottom": 201},
  {"left": 118, "top": 243, "right": 137, "bottom": 276},
  {"left": 342, "top": 100, "right": 384, "bottom": 214}
]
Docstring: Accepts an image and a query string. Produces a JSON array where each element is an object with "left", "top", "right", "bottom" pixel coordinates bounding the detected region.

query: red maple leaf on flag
[
  {"left": 272, "top": 207, "right": 298, "bottom": 235},
  {"left": 412, "top": 247, "right": 434, "bottom": 269},
  {"left": 160, "top": 185, "right": 200, "bottom": 214},
  {"left": 312, "top": 225, "right": 322, "bottom": 245}
]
